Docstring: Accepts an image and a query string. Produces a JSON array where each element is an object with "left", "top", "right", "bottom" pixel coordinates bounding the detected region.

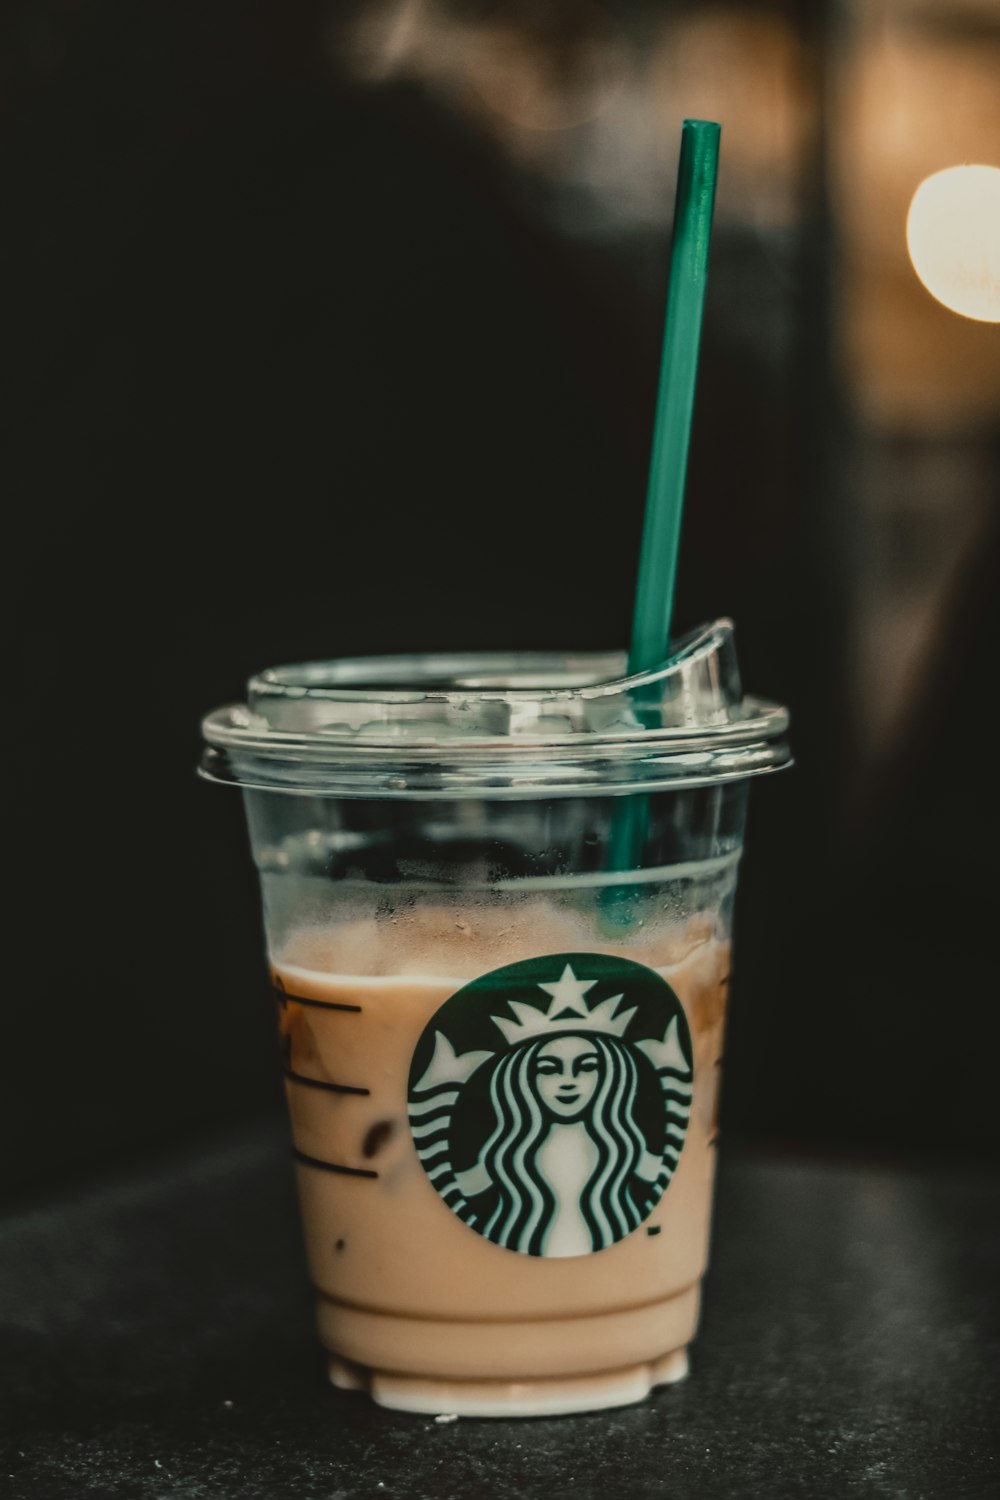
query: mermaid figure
[{"left": 454, "top": 1031, "right": 664, "bottom": 1256}]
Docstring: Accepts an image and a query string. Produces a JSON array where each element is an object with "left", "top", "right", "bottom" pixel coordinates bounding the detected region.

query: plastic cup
[{"left": 201, "top": 619, "right": 789, "bottom": 1417}]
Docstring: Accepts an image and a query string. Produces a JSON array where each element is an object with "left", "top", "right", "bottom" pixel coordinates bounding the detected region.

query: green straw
[
  {"left": 629, "top": 119, "right": 721, "bottom": 676},
  {"left": 604, "top": 120, "right": 721, "bottom": 903}
]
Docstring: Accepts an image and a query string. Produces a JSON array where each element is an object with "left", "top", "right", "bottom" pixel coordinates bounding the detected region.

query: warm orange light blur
[{"left": 906, "top": 165, "right": 1000, "bottom": 323}]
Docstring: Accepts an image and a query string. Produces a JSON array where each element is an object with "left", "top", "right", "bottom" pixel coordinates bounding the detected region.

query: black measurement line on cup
[
  {"left": 292, "top": 1148, "right": 378, "bottom": 1180},
  {"left": 274, "top": 980, "right": 368, "bottom": 1094},
  {"left": 284, "top": 1068, "right": 369, "bottom": 1097},
  {"left": 272, "top": 982, "right": 362, "bottom": 1014}
]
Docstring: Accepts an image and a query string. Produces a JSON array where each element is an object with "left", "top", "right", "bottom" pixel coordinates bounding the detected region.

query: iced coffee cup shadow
[{"left": 201, "top": 621, "right": 789, "bottom": 1417}]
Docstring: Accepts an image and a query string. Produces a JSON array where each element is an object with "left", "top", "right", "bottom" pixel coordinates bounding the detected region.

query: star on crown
[{"left": 492, "top": 963, "right": 636, "bottom": 1046}]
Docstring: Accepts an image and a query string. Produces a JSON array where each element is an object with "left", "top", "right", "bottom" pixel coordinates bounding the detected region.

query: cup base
[{"left": 328, "top": 1346, "right": 689, "bottom": 1418}]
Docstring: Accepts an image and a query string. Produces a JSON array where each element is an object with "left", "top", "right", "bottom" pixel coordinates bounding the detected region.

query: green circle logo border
[{"left": 407, "top": 951, "right": 694, "bottom": 1258}]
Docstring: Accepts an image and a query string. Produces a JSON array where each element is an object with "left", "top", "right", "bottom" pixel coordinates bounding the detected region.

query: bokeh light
[{"left": 907, "top": 164, "right": 1000, "bottom": 323}]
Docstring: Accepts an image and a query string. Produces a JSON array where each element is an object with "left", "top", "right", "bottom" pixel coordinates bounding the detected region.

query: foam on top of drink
[
  {"left": 275, "top": 898, "right": 711, "bottom": 975},
  {"left": 272, "top": 901, "right": 728, "bottom": 1038}
]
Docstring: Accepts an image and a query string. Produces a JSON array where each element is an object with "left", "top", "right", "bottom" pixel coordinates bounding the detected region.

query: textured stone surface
[{"left": 1, "top": 1124, "right": 997, "bottom": 1499}]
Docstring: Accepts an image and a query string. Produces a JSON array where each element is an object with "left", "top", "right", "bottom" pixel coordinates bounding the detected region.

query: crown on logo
[{"left": 492, "top": 963, "right": 636, "bottom": 1046}]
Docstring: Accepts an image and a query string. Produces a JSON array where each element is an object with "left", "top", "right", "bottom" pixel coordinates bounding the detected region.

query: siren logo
[{"left": 408, "top": 953, "right": 693, "bottom": 1258}]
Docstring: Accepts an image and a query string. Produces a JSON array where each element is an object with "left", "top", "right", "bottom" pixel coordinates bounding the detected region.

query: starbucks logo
[{"left": 408, "top": 953, "right": 693, "bottom": 1258}]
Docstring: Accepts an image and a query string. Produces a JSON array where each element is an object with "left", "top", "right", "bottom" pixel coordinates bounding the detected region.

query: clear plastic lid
[{"left": 200, "top": 619, "right": 790, "bottom": 798}]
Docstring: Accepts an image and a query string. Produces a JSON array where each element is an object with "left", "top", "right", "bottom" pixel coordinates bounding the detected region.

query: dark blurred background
[{"left": 3, "top": 0, "right": 999, "bottom": 1199}]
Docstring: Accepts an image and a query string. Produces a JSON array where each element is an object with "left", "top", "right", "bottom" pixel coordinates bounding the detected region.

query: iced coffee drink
[
  {"left": 274, "top": 897, "right": 728, "bottom": 1414},
  {"left": 201, "top": 622, "right": 789, "bottom": 1415}
]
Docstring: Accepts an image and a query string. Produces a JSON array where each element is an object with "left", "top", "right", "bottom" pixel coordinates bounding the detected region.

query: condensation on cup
[{"left": 201, "top": 620, "right": 790, "bottom": 1417}]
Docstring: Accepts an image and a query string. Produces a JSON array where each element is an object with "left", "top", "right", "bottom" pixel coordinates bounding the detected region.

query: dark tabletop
[{"left": 1, "top": 1123, "right": 997, "bottom": 1500}]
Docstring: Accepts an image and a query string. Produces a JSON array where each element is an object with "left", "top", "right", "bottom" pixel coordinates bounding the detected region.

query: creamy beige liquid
[{"left": 271, "top": 901, "right": 729, "bottom": 1410}]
